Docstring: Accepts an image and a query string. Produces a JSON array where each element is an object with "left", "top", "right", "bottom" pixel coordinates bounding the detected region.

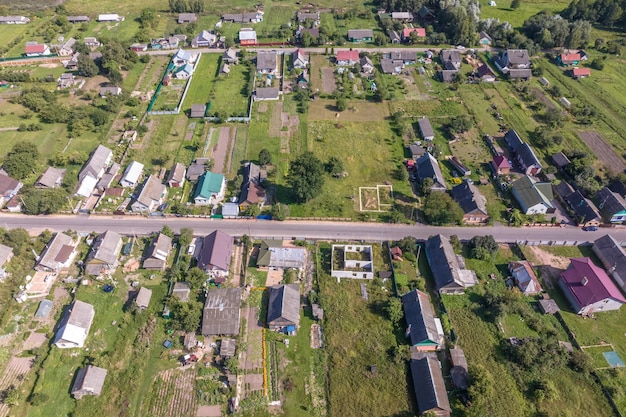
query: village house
[
  {"left": 476, "top": 64, "right": 496, "bottom": 82},
  {"left": 296, "top": 11, "right": 321, "bottom": 25},
  {"left": 559, "top": 257, "right": 626, "bottom": 314},
  {"left": 175, "top": 63, "right": 194, "bottom": 79},
  {"left": 564, "top": 190, "right": 602, "bottom": 227},
  {"left": 172, "top": 282, "right": 191, "bottom": 301},
  {"left": 571, "top": 67, "right": 591, "bottom": 79},
  {"left": 222, "top": 11, "right": 263, "bottom": 23},
  {"left": 254, "top": 87, "right": 280, "bottom": 101},
  {"left": 495, "top": 49, "right": 532, "bottom": 79},
  {"left": 95, "top": 163, "right": 120, "bottom": 192},
  {"left": 401, "top": 27, "right": 425, "bottom": 42},
  {"left": 336, "top": 50, "right": 359, "bottom": 66},
  {"left": 186, "top": 158, "right": 210, "bottom": 182},
  {"left": 222, "top": 202, "right": 239, "bottom": 218},
  {"left": 360, "top": 55, "right": 374, "bottom": 73},
  {"left": 238, "top": 28, "right": 257, "bottom": 46},
  {"left": 256, "top": 240, "right": 307, "bottom": 269},
  {"left": 85, "top": 231, "right": 122, "bottom": 276},
  {"left": 193, "top": 171, "right": 226, "bottom": 205},
  {"left": 425, "top": 234, "right": 478, "bottom": 294},
  {"left": 54, "top": 300, "right": 95, "bottom": 348},
  {"left": 0, "top": 16, "right": 30, "bottom": 24},
  {"left": 267, "top": 284, "right": 301, "bottom": 333},
  {"left": 391, "top": 11, "right": 414, "bottom": 21},
  {"left": 142, "top": 233, "right": 172, "bottom": 271},
  {"left": 239, "top": 162, "right": 267, "bottom": 210},
  {"left": 71, "top": 365, "right": 107, "bottom": 399},
  {"left": 0, "top": 244, "right": 14, "bottom": 273},
  {"left": 57, "top": 37, "right": 76, "bottom": 56},
  {"left": 558, "top": 51, "right": 580, "bottom": 66},
  {"left": 35, "top": 232, "right": 78, "bottom": 273},
  {"left": 0, "top": 173, "right": 22, "bottom": 208},
  {"left": 490, "top": 155, "right": 511, "bottom": 175},
  {"left": 593, "top": 234, "right": 626, "bottom": 295},
  {"left": 292, "top": 49, "right": 308, "bottom": 69},
  {"left": 197, "top": 230, "right": 234, "bottom": 281},
  {"left": 511, "top": 176, "right": 555, "bottom": 215},
  {"left": 167, "top": 162, "right": 186, "bottom": 188},
  {"left": 151, "top": 36, "right": 179, "bottom": 50},
  {"left": 408, "top": 144, "right": 426, "bottom": 160},
  {"left": 223, "top": 48, "right": 238, "bottom": 64},
  {"left": 68, "top": 16, "right": 90, "bottom": 23},
  {"left": 410, "top": 351, "right": 451, "bottom": 417},
  {"left": 201, "top": 288, "right": 242, "bottom": 336},
  {"left": 119, "top": 161, "right": 144, "bottom": 188},
  {"left": 24, "top": 42, "right": 50, "bottom": 57},
  {"left": 595, "top": 187, "right": 626, "bottom": 224},
  {"left": 130, "top": 44, "right": 148, "bottom": 52},
  {"left": 74, "top": 145, "right": 112, "bottom": 197},
  {"left": 509, "top": 261, "right": 542, "bottom": 295},
  {"left": 83, "top": 37, "right": 101, "bottom": 49},
  {"left": 57, "top": 73, "right": 82, "bottom": 89},
  {"left": 438, "top": 49, "right": 461, "bottom": 82},
  {"left": 417, "top": 117, "right": 435, "bottom": 141},
  {"left": 479, "top": 31, "right": 492, "bottom": 45},
  {"left": 389, "top": 30, "right": 401, "bottom": 44},
  {"left": 451, "top": 181, "right": 489, "bottom": 224},
  {"left": 402, "top": 289, "right": 444, "bottom": 351},
  {"left": 348, "top": 29, "right": 374, "bottom": 43},
  {"left": 415, "top": 153, "right": 447, "bottom": 192},
  {"left": 135, "top": 287, "right": 153, "bottom": 311},
  {"left": 552, "top": 152, "right": 571, "bottom": 170},
  {"left": 131, "top": 175, "right": 167, "bottom": 213},
  {"left": 178, "top": 13, "right": 197, "bottom": 24},
  {"left": 190, "top": 103, "right": 206, "bottom": 118},
  {"left": 99, "top": 86, "right": 122, "bottom": 97},
  {"left": 192, "top": 30, "right": 217, "bottom": 48},
  {"left": 256, "top": 51, "right": 278, "bottom": 74}
]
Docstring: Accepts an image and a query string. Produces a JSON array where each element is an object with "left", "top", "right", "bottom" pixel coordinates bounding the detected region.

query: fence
[
  {"left": 517, "top": 240, "right": 593, "bottom": 247},
  {"left": 146, "top": 53, "right": 200, "bottom": 116}
]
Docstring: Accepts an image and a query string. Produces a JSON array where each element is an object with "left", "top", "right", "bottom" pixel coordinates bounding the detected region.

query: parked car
[{"left": 584, "top": 225, "right": 599, "bottom": 231}]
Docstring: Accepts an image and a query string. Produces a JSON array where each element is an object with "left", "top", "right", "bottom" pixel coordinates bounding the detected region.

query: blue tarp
[
  {"left": 256, "top": 214, "right": 272, "bottom": 220},
  {"left": 286, "top": 325, "right": 296, "bottom": 333},
  {"left": 603, "top": 351, "right": 625, "bottom": 368},
  {"left": 163, "top": 340, "right": 173, "bottom": 348}
]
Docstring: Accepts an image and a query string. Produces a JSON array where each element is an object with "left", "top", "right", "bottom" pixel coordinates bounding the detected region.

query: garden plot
[
  {"left": 0, "top": 356, "right": 34, "bottom": 417},
  {"left": 142, "top": 367, "right": 197, "bottom": 417},
  {"left": 359, "top": 185, "right": 393, "bottom": 212},
  {"left": 578, "top": 131, "right": 626, "bottom": 173}
]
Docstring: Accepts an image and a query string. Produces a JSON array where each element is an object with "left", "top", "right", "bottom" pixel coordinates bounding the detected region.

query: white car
[{"left": 456, "top": 45, "right": 466, "bottom": 50}]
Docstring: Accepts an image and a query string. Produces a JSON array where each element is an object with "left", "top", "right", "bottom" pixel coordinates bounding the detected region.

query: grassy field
[
  {"left": 316, "top": 243, "right": 411, "bottom": 417},
  {"left": 181, "top": 53, "right": 220, "bottom": 114},
  {"left": 480, "top": 0, "right": 571, "bottom": 28},
  {"left": 211, "top": 62, "right": 251, "bottom": 117}
]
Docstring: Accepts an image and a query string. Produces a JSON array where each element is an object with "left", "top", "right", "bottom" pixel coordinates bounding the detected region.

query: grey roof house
[
  {"left": 201, "top": 288, "right": 242, "bottom": 336},
  {"left": 410, "top": 351, "right": 451, "bottom": 417},
  {"left": 267, "top": 284, "right": 301, "bottom": 332},
  {"left": 425, "top": 234, "right": 478, "bottom": 294},
  {"left": 451, "top": 181, "right": 489, "bottom": 224},
  {"left": 71, "top": 365, "right": 107, "bottom": 399},
  {"left": 595, "top": 186, "right": 626, "bottom": 224},
  {"left": 131, "top": 175, "right": 167, "bottom": 213},
  {"left": 54, "top": 300, "right": 95, "bottom": 348},
  {"left": 35, "top": 167, "right": 65, "bottom": 188},
  {"left": 172, "top": 281, "right": 192, "bottom": 302},
  {"left": 450, "top": 348, "right": 469, "bottom": 390},
  {"left": 167, "top": 162, "right": 186, "bottom": 188},
  {"left": 593, "top": 234, "right": 626, "bottom": 295},
  {"left": 85, "top": 230, "right": 122, "bottom": 276},
  {"left": 178, "top": 13, "right": 197, "bottom": 24},
  {"left": 347, "top": 29, "right": 374, "bottom": 42},
  {"left": 35, "top": 232, "right": 77, "bottom": 273},
  {"left": 415, "top": 153, "right": 447, "bottom": 192},
  {"left": 565, "top": 190, "right": 602, "bottom": 227},
  {"left": 135, "top": 287, "right": 153, "bottom": 311},
  {"left": 511, "top": 176, "right": 555, "bottom": 215},
  {"left": 256, "top": 51, "right": 278, "bottom": 74},
  {"left": 401, "top": 289, "right": 443, "bottom": 350},
  {"left": 143, "top": 233, "right": 172, "bottom": 270},
  {"left": 417, "top": 117, "right": 435, "bottom": 141}
]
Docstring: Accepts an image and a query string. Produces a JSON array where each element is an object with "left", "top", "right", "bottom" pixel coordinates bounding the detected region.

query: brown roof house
[
  {"left": 0, "top": 173, "right": 23, "bottom": 207},
  {"left": 201, "top": 288, "right": 242, "bottom": 336},
  {"left": 197, "top": 230, "right": 234, "bottom": 281},
  {"left": 143, "top": 233, "right": 172, "bottom": 270},
  {"left": 135, "top": 287, "right": 153, "bottom": 311},
  {"left": 71, "top": 365, "right": 107, "bottom": 399},
  {"left": 267, "top": 284, "right": 300, "bottom": 333},
  {"left": 131, "top": 175, "right": 167, "bottom": 213},
  {"left": 239, "top": 162, "right": 267, "bottom": 210},
  {"left": 85, "top": 231, "right": 123, "bottom": 276},
  {"left": 35, "top": 232, "right": 78, "bottom": 273},
  {"left": 54, "top": 300, "right": 95, "bottom": 348}
]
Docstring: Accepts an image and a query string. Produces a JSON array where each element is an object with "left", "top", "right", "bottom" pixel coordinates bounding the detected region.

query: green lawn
[
  {"left": 182, "top": 53, "right": 220, "bottom": 114},
  {"left": 211, "top": 62, "right": 251, "bottom": 117},
  {"left": 480, "top": 0, "right": 570, "bottom": 29}
]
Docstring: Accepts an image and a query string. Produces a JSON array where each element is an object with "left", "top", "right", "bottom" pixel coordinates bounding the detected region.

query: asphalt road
[{"left": 0, "top": 214, "right": 622, "bottom": 243}]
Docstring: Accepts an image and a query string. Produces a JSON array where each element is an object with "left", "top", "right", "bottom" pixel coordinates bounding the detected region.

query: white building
[{"left": 119, "top": 161, "right": 144, "bottom": 188}]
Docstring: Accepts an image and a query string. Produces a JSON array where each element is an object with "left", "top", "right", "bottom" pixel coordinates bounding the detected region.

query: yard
[
  {"left": 211, "top": 62, "right": 252, "bottom": 118},
  {"left": 181, "top": 54, "right": 220, "bottom": 115}
]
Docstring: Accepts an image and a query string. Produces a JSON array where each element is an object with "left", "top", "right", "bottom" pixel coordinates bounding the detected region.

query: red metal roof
[
  {"left": 561, "top": 52, "right": 581, "bottom": 62},
  {"left": 493, "top": 155, "right": 510, "bottom": 168},
  {"left": 25, "top": 44, "right": 45, "bottom": 54},
  {"left": 402, "top": 27, "right": 426, "bottom": 38},
  {"left": 336, "top": 50, "right": 359, "bottom": 62},
  {"left": 573, "top": 67, "right": 591, "bottom": 76},
  {"left": 561, "top": 257, "right": 626, "bottom": 307}
]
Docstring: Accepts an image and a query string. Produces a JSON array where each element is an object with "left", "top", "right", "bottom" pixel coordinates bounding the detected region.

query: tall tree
[{"left": 287, "top": 152, "right": 325, "bottom": 202}]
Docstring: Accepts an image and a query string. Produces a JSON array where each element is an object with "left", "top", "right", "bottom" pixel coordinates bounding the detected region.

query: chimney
[
  {"left": 581, "top": 276, "right": 589, "bottom": 286},
  {"left": 405, "top": 324, "right": 412, "bottom": 339},
  {"left": 610, "top": 263, "right": 617, "bottom": 274}
]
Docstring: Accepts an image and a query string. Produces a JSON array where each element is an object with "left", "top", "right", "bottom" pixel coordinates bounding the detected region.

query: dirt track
[
  {"left": 212, "top": 126, "right": 235, "bottom": 174},
  {"left": 578, "top": 131, "right": 626, "bottom": 173}
]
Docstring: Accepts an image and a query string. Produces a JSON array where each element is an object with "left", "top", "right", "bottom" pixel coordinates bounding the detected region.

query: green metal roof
[{"left": 193, "top": 171, "right": 224, "bottom": 199}]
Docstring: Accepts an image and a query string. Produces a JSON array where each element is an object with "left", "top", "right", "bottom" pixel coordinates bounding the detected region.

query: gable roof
[
  {"left": 505, "top": 49, "right": 530, "bottom": 65},
  {"left": 573, "top": 67, "right": 591, "bottom": 77},
  {"left": 451, "top": 181, "right": 487, "bottom": 216},
  {"left": 135, "top": 287, "right": 153, "bottom": 309},
  {"left": 167, "top": 162, "right": 186, "bottom": 184},
  {"left": 552, "top": 152, "right": 571, "bottom": 169},
  {"left": 565, "top": 190, "right": 601, "bottom": 224},
  {"left": 135, "top": 175, "right": 166, "bottom": 208},
  {"left": 36, "top": 166, "right": 66, "bottom": 188},
  {"left": 510, "top": 261, "right": 542, "bottom": 294},
  {"left": 0, "top": 173, "right": 22, "bottom": 196},
  {"left": 360, "top": 55, "right": 373, "bottom": 67},
  {"left": 172, "top": 282, "right": 191, "bottom": 301},
  {"left": 390, "top": 50, "right": 417, "bottom": 61},
  {"left": 561, "top": 52, "right": 580, "bottom": 62},
  {"left": 516, "top": 143, "right": 542, "bottom": 169},
  {"left": 178, "top": 13, "right": 197, "bottom": 23},
  {"left": 493, "top": 155, "right": 510, "bottom": 169},
  {"left": 146, "top": 233, "right": 172, "bottom": 261},
  {"left": 87, "top": 230, "right": 122, "bottom": 265},
  {"left": 561, "top": 258, "right": 626, "bottom": 307},
  {"left": 198, "top": 230, "right": 234, "bottom": 272},
  {"left": 593, "top": 234, "right": 626, "bottom": 294},
  {"left": 336, "top": 50, "right": 359, "bottom": 62},
  {"left": 595, "top": 187, "right": 626, "bottom": 222},
  {"left": 402, "top": 27, "right": 425, "bottom": 38},
  {"left": 415, "top": 153, "right": 446, "bottom": 190},
  {"left": 401, "top": 290, "right": 441, "bottom": 347},
  {"left": 35, "top": 299, "right": 53, "bottom": 318},
  {"left": 25, "top": 43, "right": 47, "bottom": 54},
  {"left": 194, "top": 171, "right": 224, "bottom": 199},
  {"left": 348, "top": 29, "right": 373, "bottom": 39},
  {"left": 504, "top": 129, "right": 524, "bottom": 151},
  {"left": 71, "top": 365, "right": 107, "bottom": 398},
  {"left": 256, "top": 51, "right": 277, "bottom": 71},
  {"left": 425, "top": 234, "right": 477, "bottom": 292},
  {"left": 255, "top": 87, "right": 280, "bottom": 99},
  {"left": 511, "top": 176, "right": 554, "bottom": 211},
  {"left": 79, "top": 145, "right": 112, "bottom": 181},
  {"left": 440, "top": 49, "right": 461, "bottom": 63},
  {"left": 410, "top": 351, "right": 451, "bottom": 414},
  {"left": 477, "top": 63, "right": 495, "bottom": 78},
  {"left": 120, "top": 161, "right": 144, "bottom": 187},
  {"left": 202, "top": 288, "right": 242, "bottom": 335},
  {"left": 0, "top": 244, "right": 13, "bottom": 267},
  {"left": 267, "top": 284, "right": 300, "bottom": 327},
  {"left": 449, "top": 348, "right": 469, "bottom": 390},
  {"left": 37, "top": 232, "right": 75, "bottom": 271},
  {"left": 54, "top": 300, "right": 94, "bottom": 346},
  {"left": 417, "top": 117, "right": 434, "bottom": 138},
  {"left": 479, "top": 31, "right": 492, "bottom": 41}
]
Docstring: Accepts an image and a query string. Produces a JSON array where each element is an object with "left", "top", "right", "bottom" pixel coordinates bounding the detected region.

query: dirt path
[
  {"left": 229, "top": 244, "right": 244, "bottom": 287},
  {"left": 321, "top": 67, "right": 336, "bottom": 94},
  {"left": 225, "top": 126, "right": 237, "bottom": 175},
  {"left": 269, "top": 102, "right": 282, "bottom": 137},
  {"left": 211, "top": 127, "right": 231, "bottom": 174}
]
